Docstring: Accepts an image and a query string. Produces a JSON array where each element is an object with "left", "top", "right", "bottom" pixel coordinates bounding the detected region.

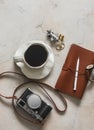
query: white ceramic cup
[{"left": 14, "top": 41, "right": 49, "bottom": 69}]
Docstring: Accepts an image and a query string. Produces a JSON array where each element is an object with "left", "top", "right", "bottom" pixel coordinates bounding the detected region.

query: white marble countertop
[{"left": 0, "top": 0, "right": 94, "bottom": 130}]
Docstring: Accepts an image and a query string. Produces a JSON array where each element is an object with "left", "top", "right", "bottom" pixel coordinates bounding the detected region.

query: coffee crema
[{"left": 24, "top": 44, "right": 48, "bottom": 67}]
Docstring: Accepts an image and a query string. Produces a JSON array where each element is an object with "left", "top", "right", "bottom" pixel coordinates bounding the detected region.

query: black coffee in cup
[{"left": 24, "top": 44, "right": 48, "bottom": 67}]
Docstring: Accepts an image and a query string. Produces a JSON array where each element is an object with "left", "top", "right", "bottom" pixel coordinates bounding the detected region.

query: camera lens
[{"left": 27, "top": 94, "right": 42, "bottom": 109}]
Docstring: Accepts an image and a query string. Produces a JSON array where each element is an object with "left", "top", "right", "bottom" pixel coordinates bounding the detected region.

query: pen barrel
[
  {"left": 74, "top": 71, "right": 78, "bottom": 91},
  {"left": 75, "top": 71, "right": 78, "bottom": 77},
  {"left": 73, "top": 57, "right": 80, "bottom": 91},
  {"left": 73, "top": 77, "right": 78, "bottom": 91}
]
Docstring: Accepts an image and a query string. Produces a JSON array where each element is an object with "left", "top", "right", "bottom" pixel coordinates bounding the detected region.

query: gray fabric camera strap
[{"left": 0, "top": 71, "right": 67, "bottom": 125}]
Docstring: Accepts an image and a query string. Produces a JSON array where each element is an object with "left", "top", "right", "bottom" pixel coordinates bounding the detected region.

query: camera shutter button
[{"left": 27, "top": 94, "right": 42, "bottom": 109}]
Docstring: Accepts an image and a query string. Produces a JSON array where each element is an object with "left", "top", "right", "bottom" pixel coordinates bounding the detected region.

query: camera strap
[{"left": 0, "top": 71, "right": 67, "bottom": 124}]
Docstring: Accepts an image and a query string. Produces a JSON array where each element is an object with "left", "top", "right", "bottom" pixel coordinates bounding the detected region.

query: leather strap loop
[{"left": 0, "top": 71, "right": 67, "bottom": 124}]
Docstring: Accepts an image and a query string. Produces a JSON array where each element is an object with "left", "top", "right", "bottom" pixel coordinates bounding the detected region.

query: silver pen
[{"left": 73, "top": 57, "right": 80, "bottom": 91}]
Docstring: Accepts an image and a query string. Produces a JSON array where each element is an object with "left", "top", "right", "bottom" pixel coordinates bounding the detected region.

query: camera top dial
[{"left": 27, "top": 94, "right": 42, "bottom": 109}]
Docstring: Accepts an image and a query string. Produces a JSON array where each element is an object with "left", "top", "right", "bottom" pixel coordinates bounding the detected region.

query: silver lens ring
[{"left": 27, "top": 94, "right": 42, "bottom": 109}]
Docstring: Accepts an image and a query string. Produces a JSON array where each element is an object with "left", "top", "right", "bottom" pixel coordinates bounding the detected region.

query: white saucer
[{"left": 14, "top": 41, "right": 54, "bottom": 79}]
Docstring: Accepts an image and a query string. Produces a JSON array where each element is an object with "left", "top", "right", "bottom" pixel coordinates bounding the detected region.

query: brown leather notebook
[{"left": 55, "top": 44, "right": 94, "bottom": 99}]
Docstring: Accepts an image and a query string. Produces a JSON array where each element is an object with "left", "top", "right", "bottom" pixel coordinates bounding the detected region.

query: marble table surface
[{"left": 0, "top": 0, "right": 94, "bottom": 130}]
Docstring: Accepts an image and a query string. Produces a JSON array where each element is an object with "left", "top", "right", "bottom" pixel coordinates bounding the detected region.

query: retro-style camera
[{"left": 16, "top": 88, "right": 52, "bottom": 122}]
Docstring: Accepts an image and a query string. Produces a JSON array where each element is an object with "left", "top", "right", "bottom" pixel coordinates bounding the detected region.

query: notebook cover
[{"left": 55, "top": 44, "right": 94, "bottom": 99}]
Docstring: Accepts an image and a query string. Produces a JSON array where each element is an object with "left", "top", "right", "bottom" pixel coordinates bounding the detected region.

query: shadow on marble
[
  {"left": 64, "top": 94, "right": 81, "bottom": 106},
  {"left": 0, "top": 98, "right": 12, "bottom": 108},
  {"left": 86, "top": 81, "right": 94, "bottom": 90},
  {"left": 12, "top": 107, "right": 51, "bottom": 130}
]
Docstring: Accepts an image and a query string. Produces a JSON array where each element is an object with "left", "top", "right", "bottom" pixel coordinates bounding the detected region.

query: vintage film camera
[{"left": 16, "top": 88, "right": 52, "bottom": 122}]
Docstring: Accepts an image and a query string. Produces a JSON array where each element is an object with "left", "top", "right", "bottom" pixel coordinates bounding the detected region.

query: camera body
[{"left": 16, "top": 88, "right": 52, "bottom": 122}]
